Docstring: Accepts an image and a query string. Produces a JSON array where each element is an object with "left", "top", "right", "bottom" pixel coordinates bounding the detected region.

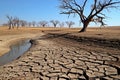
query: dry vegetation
[
  {"left": 0, "top": 26, "right": 120, "bottom": 41},
  {"left": 43, "top": 26, "right": 120, "bottom": 40},
  {"left": 0, "top": 26, "right": 120, "bottom": 56},
  {"left": 0, "top": 26, "right": 119, "bottom": 38}
]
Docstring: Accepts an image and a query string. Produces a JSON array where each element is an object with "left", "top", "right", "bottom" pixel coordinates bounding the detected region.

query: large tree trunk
[
  {"left": 79, "top": 20, "right": 90, "bottom": 32},
  {"left": 54, "top": 24, "right": 56, "bottom": 28}
]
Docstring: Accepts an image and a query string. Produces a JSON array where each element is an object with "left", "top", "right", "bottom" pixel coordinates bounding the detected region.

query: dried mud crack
[{"left": 0, "top": 34, "right": 120, "bottom": 80}]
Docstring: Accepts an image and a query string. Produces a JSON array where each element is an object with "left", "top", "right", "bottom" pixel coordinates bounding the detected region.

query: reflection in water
[{"left": 0, "top": 40, "right": 31, "bottom": 66}]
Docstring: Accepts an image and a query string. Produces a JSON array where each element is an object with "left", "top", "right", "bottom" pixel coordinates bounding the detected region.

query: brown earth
[{"left": 0, "top": 26, "right": 120, "bottom": 80}]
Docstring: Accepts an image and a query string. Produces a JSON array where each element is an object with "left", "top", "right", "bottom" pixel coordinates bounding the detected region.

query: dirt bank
[{"left": 0, "top": 27, "right": 44, "bottom": 56}]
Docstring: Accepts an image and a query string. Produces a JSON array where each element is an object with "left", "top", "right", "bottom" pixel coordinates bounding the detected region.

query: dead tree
[
  {"left": 50, "top": 20, "right": 60, "bottom": 27},
  {"left": 19, "top": 20, "right": 27, "bottom": 27},
  {"left": 39, "top": 21, "right": 48, "bottom": 27},
  {"left": 28, "top": 22, "right": 32, "bottom": 27},
  {"left": 6, "top": 15, "right": 13, "bottom": 29},
  {"left": 31, "top": 21, "right": 36, "bottom": 27},
  {"left": 12, "top": 17, "right": 20, "bottom": 29},
  {"left": 59, "top": 0, "right": 120, "bottom": 32},
  {"left": 66, "top": 21, "right": 75, "bottom": 28},
  {"left": 59, "top": 22, "right": 65, "bottom": 27}
]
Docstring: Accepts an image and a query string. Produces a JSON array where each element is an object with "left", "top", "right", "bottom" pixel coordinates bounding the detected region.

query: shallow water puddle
[{"left": 0, "top": 40, "right": 31, "bottom": 66}]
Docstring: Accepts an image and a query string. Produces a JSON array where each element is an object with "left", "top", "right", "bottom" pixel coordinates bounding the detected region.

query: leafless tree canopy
[
  {"left": 19, "top": 20, "right": 27, "bottom": 27},
  {"left": 50, "top": 20, "right": 60, "bottom": 27},
  {"left": 6, "top": 15, "right": 13, "bottom": 29},
  {"left": 28, "top": 22, "right": 32, "bottom": 27},
  {"left": 59, "top": 0, "right": 120, "bottom": 32},
  {"left": 6, "top": 15, "right": 28, "bottom": 29},
  {"left": 66, "top": 21, "right": 75, "bottom": 28},
  {"left": 39, "top": 21, "right": 48, "bottom": 27},
  {"left": 59, "top": 22, "right": 65, "bottom": 27},
  {"left": 12, "top": 17, "right": 18, "bottom": 28},
  {"left": 31, "top": 21, "right": 36, "bottom": 27}
]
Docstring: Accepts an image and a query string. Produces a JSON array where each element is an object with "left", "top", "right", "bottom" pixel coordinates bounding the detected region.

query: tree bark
[{"left": 79, "top": 20, "right": 90, "bottom": 32}]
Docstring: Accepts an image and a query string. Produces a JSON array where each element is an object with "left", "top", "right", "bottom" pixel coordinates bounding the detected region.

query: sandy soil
[
  {"left": 0, "top": 26, "right": 120, "bottom": 56},
  {"left": 0, "top": 26, "right": 120, "bottom": 79},
  {"left": 0, "top": 31, "right": 120, "bottom": 79}
]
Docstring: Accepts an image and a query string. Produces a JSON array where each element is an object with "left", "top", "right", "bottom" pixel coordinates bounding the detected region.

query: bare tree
[
  {"left": 31, "top": 21, "right": 36, "bottom": 27},
  {"left": 19, "top": 20, "right": 27, "bottom": 27},
  {"left": 12, "top": 17, "right": 20, "bottom": 29},
  {"left": 39, "top": 21, "right": 48, "bottom": 27},
  {"left": 59, "top": 22, "right": 65, "bottom": 27},
  {"left": 66, "top": 21, "right": 75, "bottom": 28},
  {"left": 50, "top": 20, "right": 60, "bottom": 27},
  {"left": 6, "top": 15, "right": 13, "bottom": 29},
  {"left": 28, "top": 22, "right": 32, "bottom": 27},
  {"left": 59, "top": 0, "right": 120, "bottom": 32}
]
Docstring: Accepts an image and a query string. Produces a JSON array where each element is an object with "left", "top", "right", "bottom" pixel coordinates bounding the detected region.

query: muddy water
[{"left": 0, "top": 40, "right": 31, "bottom": 66}]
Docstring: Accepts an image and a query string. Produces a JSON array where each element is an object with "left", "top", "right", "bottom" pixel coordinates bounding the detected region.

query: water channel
[{"left": 0, "top": 39, "right": 31, "bottom": 66}]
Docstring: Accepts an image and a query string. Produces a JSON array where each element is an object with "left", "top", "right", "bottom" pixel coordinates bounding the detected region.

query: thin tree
[
  {"left": 59, "top": 22, "right": 65, "bottom": 27},
  {"left": 31, "top": 21, "right": 36, "bottom": 27},
  {"left": 39, "top": 21, "right": 48, "bottom": 27},
  {"left": 66, "top": 21, "right": 75, "bottom": 28},
  {"left": 19, "top": 20, "right": 27, "bottom": 27},
  {"left": 12, "top": 17, "right": 20, "bottom": 29},
  {"left": 50, "top": 20, "right": 60, "bottom": 27},
  {"left": 6, "top": 15, "right": 13, "bottom": 29},
  {"left": 28, "top": 22, "right": 32, "bottom": 27},
  {"left": 59, "top": 0, "right": 120, "bottom": 32}
]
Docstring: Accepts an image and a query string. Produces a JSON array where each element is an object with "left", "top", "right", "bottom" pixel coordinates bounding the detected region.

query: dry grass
[
  {"left": 0, "top": 26, "right": 120, "bottom": 40},
  {"left": 45, "top": 26, "right": 120, "bottom": 40},
  {"left": 0, "top": 26, "right": 120, "bottom": 56},
  {"left": 0, "top": 26, "right": 120, "bottom": 39}
]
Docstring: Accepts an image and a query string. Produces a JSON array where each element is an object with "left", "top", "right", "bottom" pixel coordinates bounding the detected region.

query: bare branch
[
  {"left": 66, "top": 21, "right": 75, "bottom": 28},
  {"left": 82, "top": 0, "right": 88, "bottom": 10},
  {"left": 39, "top": 21, "right": 48, "bottom": 27},
  {"left": 50, "top": 20, "right": 60, "bottom": 27},
  {"left": 59, "top": 22, "right": 64, "bottom": 27},
  {"left": 59, "top": 0, "right": 120, "bottom": 32}
]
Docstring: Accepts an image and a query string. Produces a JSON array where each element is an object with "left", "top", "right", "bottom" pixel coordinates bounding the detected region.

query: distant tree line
[
  {"left": 5, "top": 15, "right": 27, "bottom": 29},
  {"left": 4, "top": 15, "right": 75, "bottom": 29}
]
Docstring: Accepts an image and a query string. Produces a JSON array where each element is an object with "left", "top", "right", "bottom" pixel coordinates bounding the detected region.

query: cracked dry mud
[{"left": 0, "top": 35, "right": 120, "bottom": 80}]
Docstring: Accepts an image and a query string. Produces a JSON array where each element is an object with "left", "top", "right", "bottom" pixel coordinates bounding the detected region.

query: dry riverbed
[
  {"left": 0, "top": 34, "right": 120, "bottom": 80},
  {"left": 0, "top": 27, "right": 120, "bottom": 80}
]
